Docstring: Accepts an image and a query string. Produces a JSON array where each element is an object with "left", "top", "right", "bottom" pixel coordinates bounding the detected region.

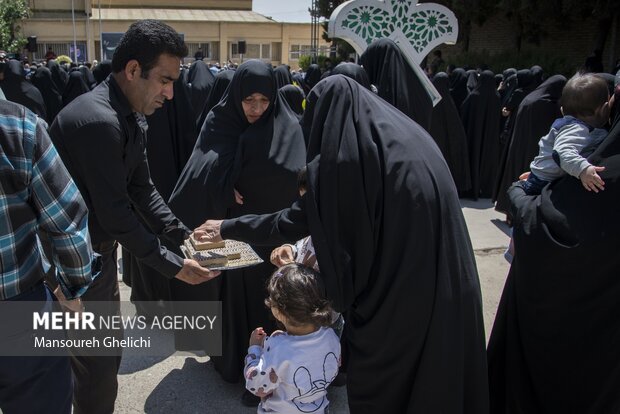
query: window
[
  {"left": 188, "top": 43, "right": 211, "bottom": 60},
  {"left": 289, "top": 44, "right": 312, "bottom": 60},
  {"left": 271, "top": 42, "right": 281, "bottom": 61},
  {"left": 261, "top": 44, "right": 271, "bottom": 60},
  {"left": 289, "top": 44, "right": 300, "bottom": 60},
  {"left": 36, "top": 43, "right": 82, "bottom": 62},
  {"left": 246, "top": 44, "right": 260, "bottom": 59},
  {"left": 230, "top": 42, "right": 272, "bottom": 61}
]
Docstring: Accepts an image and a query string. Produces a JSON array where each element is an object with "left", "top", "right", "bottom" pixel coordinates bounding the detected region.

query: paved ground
[{"left": 114, "top": 198, "right": 511, "bottom": 413}]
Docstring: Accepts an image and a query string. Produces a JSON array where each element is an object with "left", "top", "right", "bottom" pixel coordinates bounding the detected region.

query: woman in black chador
[
  {"left": 449, "top": 67, "right": 469, "bottom": 113},
  {"left": 460, "top": 70, "right": 501, "bottom": 199},
  {"left": 487, "top": 87, "right": 620, "bottom": 414},
  {"left": 493, "top": 75, "right": 566, "bottom": 217},
  {"left": 195, "top": 69, "right": 234, "bottom": 133},
  {"left": 360, "top": 38, "right": 433, "bottom": 132},
  {"left": 430, "top": 71, "right": 471, "bottom": 194},
  {"left": 278, "top": 84, "right": 304, "bottom": 118},
  {"left": 31, "top": 66, "right": 62, "bottom": 124},
  {"left": 196, "top": 75, "right": 489, "bottom": 413},
  {"left": 273, "top": 64, "right": 292, "bottom": 89},
  {"left": 168, "top": 60, "right": 306, "bottom": 381},
  {"left": 329, "top": 62, "right": 371, "bottom": 90},
  {"left": 61, "top": 70, "right": 90, "bottom": 107},
  {"left": 92, "top": 60, "right": 112, "bottom": 85},
  {"left": 1, "top": 60, "right": 46, "bottom": 119},
  {"left": 302, "top": 63, "right": 321, "bottom": 95},
  {"left": 47, "top": 59, "right": 68, "bottom": 94},
  {"left": 498, "top": 69, "right": 535, "bottom": 159},
  {"left": 187, "top": 59, "right": 215, "bottom": 124}
]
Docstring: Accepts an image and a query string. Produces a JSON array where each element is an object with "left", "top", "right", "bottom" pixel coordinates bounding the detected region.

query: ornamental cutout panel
[{"left": 329, "top": 0, "right": 459, "bottom": 106}]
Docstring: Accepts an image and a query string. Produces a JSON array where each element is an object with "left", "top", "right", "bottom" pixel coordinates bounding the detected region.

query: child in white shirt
[{"left": 244, "top": 263, "right": 341, "bottom": 414}]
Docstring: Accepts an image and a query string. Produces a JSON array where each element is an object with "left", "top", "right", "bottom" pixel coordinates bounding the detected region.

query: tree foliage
[
  {"left": 493, "top": 0, "right": 620, "bottom": 50},
  {"left": 315, "top": 0, "right": 619, "bottom": 55},
  {"left": 431, "top": 0, "right": 620, "bottom": 52},
  {"left": 0, "top": 0, "right": 30, "bottom": 53},
  {"left": 314, "top": 0, "right": 355, "bottom": 60}
]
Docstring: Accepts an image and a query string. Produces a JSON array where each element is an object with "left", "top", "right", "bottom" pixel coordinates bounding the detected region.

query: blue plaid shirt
[{"left": 0, "top": 100, "right": 93, "bottom": 300}]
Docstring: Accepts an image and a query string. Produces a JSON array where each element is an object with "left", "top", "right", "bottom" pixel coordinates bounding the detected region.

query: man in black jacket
[{"left": 49, "top": 20, "right": 219, "bottom": 414}]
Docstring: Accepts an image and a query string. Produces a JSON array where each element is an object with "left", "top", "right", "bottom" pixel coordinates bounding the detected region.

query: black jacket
[{"left": 49, "top": 76, "right": 188, "bottom": 278}]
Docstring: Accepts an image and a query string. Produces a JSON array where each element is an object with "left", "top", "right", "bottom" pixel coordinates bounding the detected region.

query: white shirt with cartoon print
[{"left": 244, "top": 327, "right": 341, "bottom": 414}]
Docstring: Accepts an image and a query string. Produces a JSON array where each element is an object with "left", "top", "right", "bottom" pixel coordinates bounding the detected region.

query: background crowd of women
[{"left": 2, "top": 37, "right": 619, "bottom": 413}]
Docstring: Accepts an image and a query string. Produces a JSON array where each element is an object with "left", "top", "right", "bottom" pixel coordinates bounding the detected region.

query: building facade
[{"left": 21, "top": 0, "right": 330, "bottom": 69}]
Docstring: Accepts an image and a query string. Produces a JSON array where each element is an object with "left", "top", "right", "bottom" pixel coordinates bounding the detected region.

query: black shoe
[
  {"left": 330, "top": 372, "right": 347, "bottom": 387},
  {"left": 241, "top": 390, "right": 261, "bottom": 407}
]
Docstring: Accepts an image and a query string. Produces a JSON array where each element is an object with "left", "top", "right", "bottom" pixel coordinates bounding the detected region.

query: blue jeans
[
  {"left": 522, "top": 172, "right": 550, "bottom": 195},
  {"left": 0, "top": 284, "right": 73, "bottom": 414}
]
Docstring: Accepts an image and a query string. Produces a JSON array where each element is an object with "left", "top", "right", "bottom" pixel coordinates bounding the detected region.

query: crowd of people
[{"left": 1, "top": 18, "right": 620, "bottom": 414}]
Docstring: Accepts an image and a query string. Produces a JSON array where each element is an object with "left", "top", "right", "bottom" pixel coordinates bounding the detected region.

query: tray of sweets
[{"left": 180, "top": 238, "right": 263, "bottom": 270}]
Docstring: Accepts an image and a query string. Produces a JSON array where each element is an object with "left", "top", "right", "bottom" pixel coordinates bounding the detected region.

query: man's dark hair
[
  {"left": 112, "top": 19, "right": 187, "bottom": 77},
  {"left": 561, "top": 73, "right": 609, "bottom": 117},
  {"left": 433, "top": 50, "right": 442, "bottom": 58}
]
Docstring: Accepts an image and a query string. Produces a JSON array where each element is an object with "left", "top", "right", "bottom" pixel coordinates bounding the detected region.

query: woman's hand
[
  {"left": 270, "top": 245, "right": 295, "bottom": 267},
  {"left": 234, "top": 188, "right": 244, "bottom": 205},
  {"left": 194, "top": 220, "right": 223, "bottom": 242}
]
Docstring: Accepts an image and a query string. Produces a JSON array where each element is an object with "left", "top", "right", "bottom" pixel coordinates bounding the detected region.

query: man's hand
[
  {"left": 249, "top": 327, "right": 266, "bottom": 347},
  {"left": 270, "top": 245, "right": 295, "bottom": 267},
  {"left": 579, "top": 165, "right": 605, "bottom": 193},
  {"left": 193, "top": 220, "right": 223, "bottom": 242},
  {"left": 53, "top": 286, "right": 83, "bottom": 313},
  {"left": 174, "top": 259, "right": 221, "bottom": 285}
]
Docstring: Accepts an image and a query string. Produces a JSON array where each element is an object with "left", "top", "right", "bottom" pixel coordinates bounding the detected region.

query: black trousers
[
  {"left": 0, "top": 284, "right": 73, "bottom": 414},
  {"left": 70, "top": 241, "right": 122, "bottom": 414}
]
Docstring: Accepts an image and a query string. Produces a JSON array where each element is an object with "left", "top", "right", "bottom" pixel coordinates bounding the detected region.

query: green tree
[
  {"left": 493, "top": 0, "right": 620, "bottom": 52},
  {"left": 315, "top": 0, "right": 355, "bottom": 60},
  {"left": 0, "top": 0, "right": 30, "bottom": 53},
  {"left": 428, "top": 0, "right": 498, "bottom": 52}
]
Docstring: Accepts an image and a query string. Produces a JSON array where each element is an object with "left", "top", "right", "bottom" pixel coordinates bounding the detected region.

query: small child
[
  {"left": 244, "top": 264, "right": 341, "bottom": 414},
  {"left": 505, "top": 73, "right": 610, "bottom": 262},
  {"left": 525, "top": 72, "right": 610, "bottom": 195}
]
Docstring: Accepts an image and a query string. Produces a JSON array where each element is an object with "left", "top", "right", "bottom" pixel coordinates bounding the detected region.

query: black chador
[
  {"left": 218, "top": 75, "right": 489, "bottom": 413},
  {"left": 169, "top": 60, "right": 306, "bottom": 380},
  {"left": 488, "top": 99, "right": 620, "bottom": 414},
  {"left": 361, "top": 38, "right": 433, "bottom": 132}
]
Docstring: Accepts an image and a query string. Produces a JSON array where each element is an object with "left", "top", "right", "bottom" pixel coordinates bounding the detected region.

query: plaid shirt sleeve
[{"left": 30, "top": 117, "right": 93, "bottom": 299}]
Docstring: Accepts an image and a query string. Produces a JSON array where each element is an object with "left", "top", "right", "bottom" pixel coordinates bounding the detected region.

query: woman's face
[{"left": 242, "top": 92, "right": 270, "bottom": 123}]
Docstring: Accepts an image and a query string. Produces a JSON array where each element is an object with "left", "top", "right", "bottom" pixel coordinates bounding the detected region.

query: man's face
[{"left": 130, "top": 53, "right": 180, "bottom": 115}]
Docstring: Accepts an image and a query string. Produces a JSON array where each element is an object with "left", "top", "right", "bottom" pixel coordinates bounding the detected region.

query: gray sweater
[{"left": 530, "top": 116, "right": 607, "bottom": 181}]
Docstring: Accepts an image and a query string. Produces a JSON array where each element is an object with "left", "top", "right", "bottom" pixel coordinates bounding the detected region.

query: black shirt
[{"left": 49, "top": 75, "right": 188, "bottom": 279}]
